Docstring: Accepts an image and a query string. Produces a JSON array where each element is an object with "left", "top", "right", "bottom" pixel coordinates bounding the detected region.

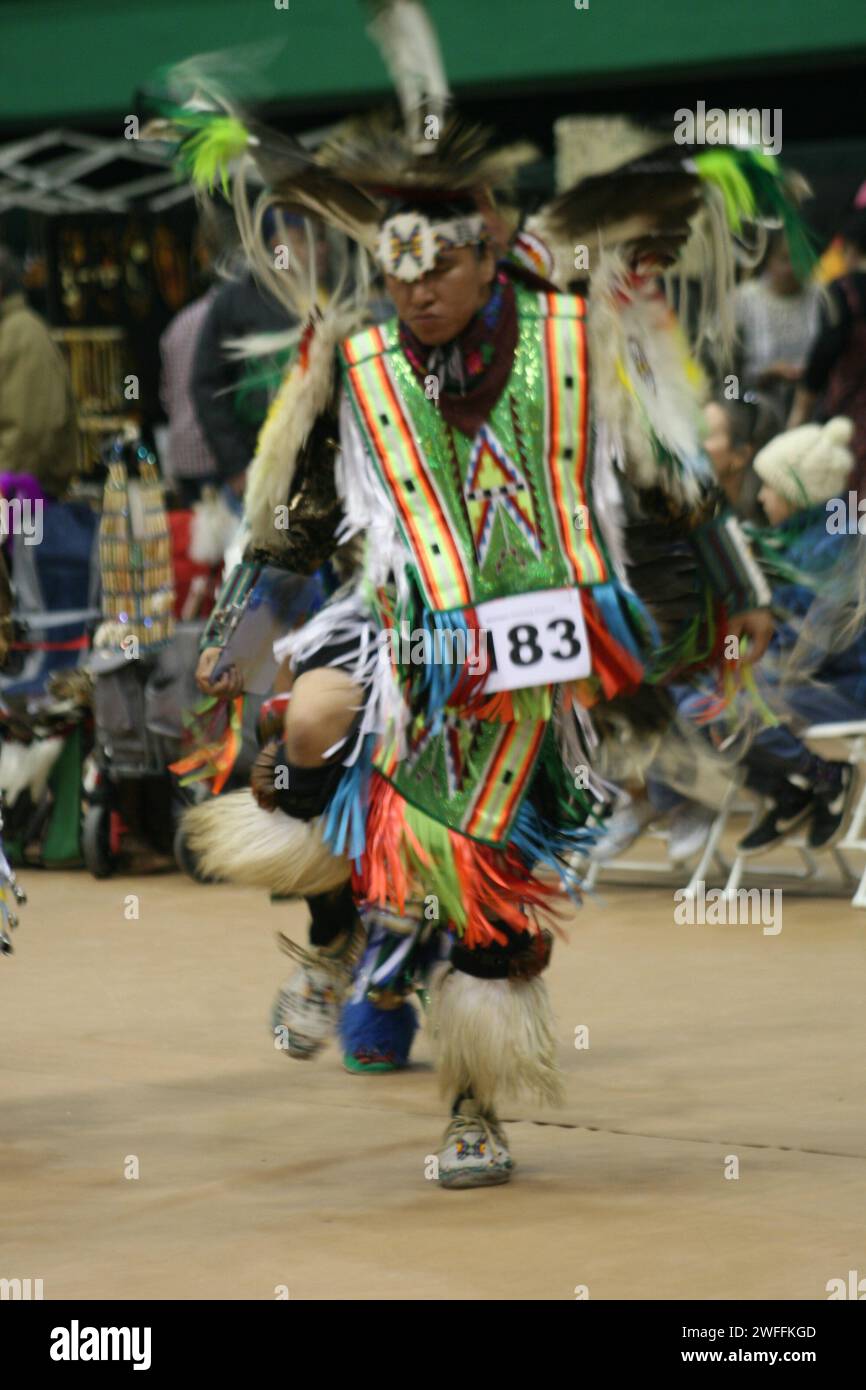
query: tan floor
[{"left": 1, "top": 863, "right": 865, "bottom": 1301}]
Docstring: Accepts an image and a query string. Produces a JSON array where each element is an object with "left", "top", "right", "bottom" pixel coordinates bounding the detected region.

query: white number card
[{"left": 475, "top": 587, "right": 592, "bottom": 693}]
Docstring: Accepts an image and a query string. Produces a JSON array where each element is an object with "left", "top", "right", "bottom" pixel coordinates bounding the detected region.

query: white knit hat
[{"left": 753, "top": 417, "right": 854, "bottom": 507}]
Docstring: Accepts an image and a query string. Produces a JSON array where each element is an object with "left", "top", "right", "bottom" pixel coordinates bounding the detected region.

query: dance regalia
[
  {"left": 166, "top": 0, "right": 815, "bottom": 1151},
  {"left": 286, "top": 271, "right": 648, "bottom": 947}
]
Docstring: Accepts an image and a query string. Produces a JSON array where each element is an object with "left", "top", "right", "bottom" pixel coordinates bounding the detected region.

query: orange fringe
[{"left": 353, "top": 773, "right": 568, "bottom": 950}]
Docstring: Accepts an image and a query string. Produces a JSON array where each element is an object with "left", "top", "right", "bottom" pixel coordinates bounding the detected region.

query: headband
[{"left": 376, "top": 210, "right": 485, "bottom": 281}]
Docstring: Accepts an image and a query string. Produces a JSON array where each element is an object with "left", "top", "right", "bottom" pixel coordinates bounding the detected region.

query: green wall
[{"left": 1, "top": 0, "right": 865, "bottom": 124}]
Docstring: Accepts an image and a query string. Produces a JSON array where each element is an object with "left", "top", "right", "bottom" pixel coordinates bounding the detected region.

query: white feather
[
  {"left": 367, "top": 0, "right": 451, "bottom": 147},
  {"left": 243, "top": 304, "right": 360, "bottom": 552},
  {"left": 586, "top": 251, "right": 710, "bottom": 505}
]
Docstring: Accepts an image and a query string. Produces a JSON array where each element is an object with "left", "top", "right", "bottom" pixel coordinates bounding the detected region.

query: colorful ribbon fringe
[{"left": 170, "top": 695, "right": 244, "bottom": 794}]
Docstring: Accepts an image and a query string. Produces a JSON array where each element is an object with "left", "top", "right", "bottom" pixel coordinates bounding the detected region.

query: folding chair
[
  {"left": 583, "top": 778, "right": 742, "bottom": 895},
  {"left": 722, "top": 722, "right": 866, "bottom": 908}
]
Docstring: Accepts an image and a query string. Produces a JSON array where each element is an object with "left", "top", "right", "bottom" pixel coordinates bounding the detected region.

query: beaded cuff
[{"left": 198, "top": 559, "right": 263, "bottom": 652}]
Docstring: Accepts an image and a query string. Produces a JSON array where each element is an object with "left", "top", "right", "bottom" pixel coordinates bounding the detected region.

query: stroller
[
  {"left": 82, "top": 435, "right": 217, "bottom": 877},
  {"left": 83, "top": 623, "right": 205, "bottom": 877}
]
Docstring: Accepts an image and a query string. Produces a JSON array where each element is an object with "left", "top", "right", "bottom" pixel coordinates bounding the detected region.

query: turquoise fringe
[
  {"left": 591, "top": 578, "right": 658, "bottom": 662},
  {"left": 322, "top": 736, "right": 374, "bottom": 865},
  {"left": 511, "top": 799, "right": 599, "bottom": 904}
]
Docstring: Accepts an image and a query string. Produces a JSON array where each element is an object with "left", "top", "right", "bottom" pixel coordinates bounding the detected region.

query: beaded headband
[{"left": 376, "top": 210, "right": 485, "bottom": 281}]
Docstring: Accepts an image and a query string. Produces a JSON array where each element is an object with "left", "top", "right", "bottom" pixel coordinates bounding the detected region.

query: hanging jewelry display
[
  {"left": 97, "top": 447, "right": 175, "bottom": 654},
  {"left": 51, "top": 327, "right": 129, "bottom": 473}
]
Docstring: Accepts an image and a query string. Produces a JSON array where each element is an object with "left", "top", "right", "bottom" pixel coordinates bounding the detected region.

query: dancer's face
[{"left": 386, "top": 244, "right": 496, "bottom": 346}]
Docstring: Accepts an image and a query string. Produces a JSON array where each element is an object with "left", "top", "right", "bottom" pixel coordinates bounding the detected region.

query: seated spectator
[
  {"left": 733, "top": 232, "right": 821, "bottom": 419},
  {"left": 590, "top": 779, "right": 716, "bottom": 867},
  {"left": 789, "top": 210, "right": 866, "bottom": 496},
  {"left": 713, "top": 416, "right": 862, "bottom": 852},
  {"left": 596, "top": 418, "right": 864, "bottom": 862},
  {"left": 0, "top": 246, "right": 77, "bottom": 498},
  {"left": 702, "top": 392, "right": 781, "bottom": 523}
]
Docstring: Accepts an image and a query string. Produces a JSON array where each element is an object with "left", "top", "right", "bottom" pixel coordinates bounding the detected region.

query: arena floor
[{"left": 2, "top": 858, "right": 865, "bottom": 1301}]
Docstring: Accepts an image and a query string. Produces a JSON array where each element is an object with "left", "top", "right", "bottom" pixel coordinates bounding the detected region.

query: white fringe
[
  {"left": 587, "top": 250, "right": 709, "bottom": 506},
  {"left": 431, "top": 968, "right": 564, "bottom": 1111},
  {"left": 337, "top": 394, "right": 414, "bottom": 608},
  {"left": 589, "top": 420, "right": 630, "bottom": 586},
  {"left": 182, "top": 789, "right": 350, "bottom": 896},
  {"left": 553, "top": 691, "right": 610, "bottom": 807},
  {"left": 663, "top": 187, "right": 740, "bottom": 369},
  {"left": 243, "top": 310, "right": 344, "bottom": 552},
  {"left": 232, "top": 156, "right": 316, "bottom": 324},
  {"left": 273, "top": 583, "right": 409, "bottom": 765},
  {"left": 224, "top": 151, "right": 371, "bottom": 552}
]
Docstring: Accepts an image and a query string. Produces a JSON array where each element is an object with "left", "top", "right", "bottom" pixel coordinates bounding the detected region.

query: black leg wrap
[
  {"left": 307, "top": 883, "right": 357, "bottom": 948},
  {"left": 449, "top": 924, "right": 553, "bottom": 981},
  {"left": 451, "top": 1089, "right": 473, "bottom": 1116},
  {"left": 272, "top": 742, "right": 346, "bottom": 821}
]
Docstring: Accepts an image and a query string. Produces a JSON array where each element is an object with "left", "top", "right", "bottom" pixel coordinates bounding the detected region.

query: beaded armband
[
  {"left": 690, "top": 513, "right": 772, "bottom": 616},
  {"left": 198, "top": 559, "right": 263, "bottom": 652}
]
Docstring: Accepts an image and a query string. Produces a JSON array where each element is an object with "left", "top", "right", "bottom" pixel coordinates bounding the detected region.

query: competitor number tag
[{"left": 475, "top": 587, "right": 591, "bottom": 693}]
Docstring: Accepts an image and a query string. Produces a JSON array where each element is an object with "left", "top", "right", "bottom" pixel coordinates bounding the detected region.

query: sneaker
[
  {"left": 737, "top": 784, "right": 814, "bottom": 855},
  {"left": 271, "top": 919, "right": 365, "bottom": 1060},
  {"left": 436, "top": 1098, "right": 514, "bottom": 1190},
  {"left": 591, "top": 796, "right": 658, "bottom": 863},
  {"left": 807, "top": 763, "right": 857, "bottom": 850},
  {"left": 667, "top": 802, "right": 715, "bottom": 863}
]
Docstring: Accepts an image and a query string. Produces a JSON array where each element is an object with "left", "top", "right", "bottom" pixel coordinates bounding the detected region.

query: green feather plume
[
  {"left": 693, "top": 149, "right": 757, "bottom": 229},
  {"left": 169, "top": 112, "right": 251, "bottom": 196},
  {"left": 695, "top": 146, "right": 817, "bottom": 280}
]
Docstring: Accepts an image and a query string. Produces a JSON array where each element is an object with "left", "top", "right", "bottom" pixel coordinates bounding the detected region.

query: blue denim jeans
[{"left": 648, "top": 680, "right": 861, "bottom": 808}]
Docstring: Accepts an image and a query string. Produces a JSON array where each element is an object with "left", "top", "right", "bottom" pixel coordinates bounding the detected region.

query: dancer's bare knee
[{"left": 284, "top": 669, "right": 359, "bottom": 767}]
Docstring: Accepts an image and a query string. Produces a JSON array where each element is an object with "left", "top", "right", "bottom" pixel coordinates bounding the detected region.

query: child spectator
[
  {"left": 733, "top": 233, "right": 821, "bottom": 419},
  {"left": 729, "top": 416, "right": 863, "bottom": 851},
  {"left": 595, "top": 418, "right": 864, "bottom": 862},
  {"left": 703, "top": 392, "right": 782, "bottom": 524}
]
